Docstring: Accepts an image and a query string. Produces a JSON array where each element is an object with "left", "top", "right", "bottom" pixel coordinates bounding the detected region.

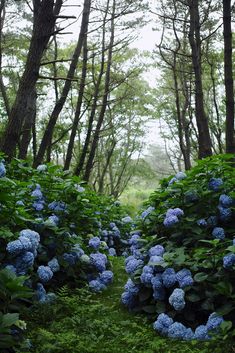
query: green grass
[
  {"left": 21, "top": 258, "right": 234, "bottom": 353},
  {"left": 120, "top": 187, "right": 155, "bottom": 216}
]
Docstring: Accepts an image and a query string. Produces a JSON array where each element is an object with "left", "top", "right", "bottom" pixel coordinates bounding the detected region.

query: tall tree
[
  {"left": 223, "top": 0, "right": 235, "bottom": 153},
  {"left": 1, "top": 0, "right": 63, "bottom": 159}
]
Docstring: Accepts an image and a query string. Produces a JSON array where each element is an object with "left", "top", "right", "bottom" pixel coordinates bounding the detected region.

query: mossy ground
[{"left": 22, "top": 257, "right": 234, "bottom": 353}]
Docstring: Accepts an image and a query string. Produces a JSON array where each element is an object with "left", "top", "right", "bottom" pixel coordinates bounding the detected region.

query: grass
[
  {"left": 119, "top": 187, "right": 155, "bottom": 216},
  {"left": 21, "top": 257, "right": 234, "bottom": 353}
]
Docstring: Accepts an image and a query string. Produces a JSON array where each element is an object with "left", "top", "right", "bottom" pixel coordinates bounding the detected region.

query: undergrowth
[{"left": 20, "top": 257, "right": 234, "bottom": 353}]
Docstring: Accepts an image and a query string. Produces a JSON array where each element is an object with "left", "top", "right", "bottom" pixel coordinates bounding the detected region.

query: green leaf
[{"left": 194, "top": 272, "right": 208, "bottom": 282}]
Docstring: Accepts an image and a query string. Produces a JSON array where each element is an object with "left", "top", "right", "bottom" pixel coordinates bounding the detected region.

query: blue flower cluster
[
  {"left": 36, "top": 164, "right": 47, "bottom": 172},
  {"left": 218, "top": 194, "right": 233, "bottom": 222},
  {"left": 169, "top": 288, "right": 185, "bottom": 310},
  {"left": 90, "top": 252, "right": 107, "bottom": 272},
  {"left": 37, "top": 265, "right": 53, "bottom": 283},
  {"left": 163, "top": 208, "right": 184, "bottom": 228},
  {"left": 89, "top": 236, "right": 101, "bottom": 250},
  {"left": 48, "top": 257, "right": 60, "bottom": 272},
  {"left": 208, "top": 177, "right": 223, "bottom": 191},
  {"left": 125, "top": 256, "right": 143, "bottom": 274},
  {"left": 31, "top": 184, "right": 45, "bottom": 211},
  {"left": 48, "top": 201, "right": 67, "bottom": 212},
  {"left": 36, "top": 283, "right": 56, "bottom": 303},
  {"left": 176, "top": 268, "right": 194, "bottom": 288},
  {"left": 121, "top": 216, "right": 132, "bottom": 224},
  {"left": 168, "top": 171, "right": 187, "bottom": 185},
  {"left": 153, "top": 312, "right": 223, "bottom": 340},
  {"left": 121, "top": 278, "right": 140, "bottom": 308},
  {"left": 0, "top": 161, "right": 6, "bottom": 177},
  {"left": 6, "top": 229, "right": 40, "bottom": 275},
  {"left": 89, "top": 270, "right": 114, "bottom": 293},
  {"left": 223, "top": 253, "right": 235, "bottom": 269},
  {"left": 212, "top": 227, "right": 225, "bottom": 240},
  {"left": 141, "top": 206, "right": 155, "bottom": 219}
]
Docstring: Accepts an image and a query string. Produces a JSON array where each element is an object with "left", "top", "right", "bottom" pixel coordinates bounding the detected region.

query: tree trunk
[
  {"left": 83, "top": 0, "right": 115, "bottom": 181},
  {"left": 1, "top": 0, "right": 62, "bottom": 159},
  {"left": 188, "top": 0, "right": 212, "bottom": 159},
  {"left": 74, "top": 0, "right": 110, "bottom": 176},
  {"left": 33, "top": 0, "right": 91, "bottom": 167},
  {"left": 223, "top": 0, "right": 235, "bottom": 153},
  {"left": 64, "top": 34, "right": 88, "bottom": 171},
  {"left": 18, "top": 88, "right": 37, "bottom": 159}
]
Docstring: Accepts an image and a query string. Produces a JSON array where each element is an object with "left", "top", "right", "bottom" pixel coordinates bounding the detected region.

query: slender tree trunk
[
  {"left": 1, "top": 0, "right": 63, "bottom": 159},
  {"left": 98, "top": 139, "right": 116, "bottom": 193},
  {"left": 223, "top": 0, "right": 235, "bottom": 153},
  {"left": 188, "top": 0, "right": 212, "bottom": 159},
  {"left": 64, "top": 34, "right": 88, "bottom": 170},
  {"left": 83, "top": 0, "right": 116, "bottom": 181},
  {"left": 18, "top": 88, "right": 37, "bottom": 159},
  {"left": 75, "top": 0, "right": 110, "bottom": 176},
  {"left": 0, "top": 0, "right": 10, "bottom": 118},
  {"left": 33, "top": 0, "right": 91, "bottom": 167}
]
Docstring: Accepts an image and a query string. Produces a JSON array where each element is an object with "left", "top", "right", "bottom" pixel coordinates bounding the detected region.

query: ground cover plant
[
  {"left": 122, "top": 155, "right": 235, "bottom": 343},
  {"left": 0, "top": 158, "right": 134, "bottom": 351}
]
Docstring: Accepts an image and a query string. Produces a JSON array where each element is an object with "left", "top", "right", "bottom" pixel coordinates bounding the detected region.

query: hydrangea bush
[{"left": 122, "top": 155, "right": 235, "bottom": 341}]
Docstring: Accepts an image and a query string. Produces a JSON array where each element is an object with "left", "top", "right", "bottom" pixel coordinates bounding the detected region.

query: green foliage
[{"left": 123, "top": 155, "right": 235, "bottom": 340}]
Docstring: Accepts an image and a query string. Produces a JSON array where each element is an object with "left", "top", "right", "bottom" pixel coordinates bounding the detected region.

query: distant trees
[{"left": 153, "top": 0, "right": 234, "bottom": 168}]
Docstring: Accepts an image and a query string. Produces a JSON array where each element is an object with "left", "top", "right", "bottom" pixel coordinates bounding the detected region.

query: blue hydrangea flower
[
  {"left": 142, "top": 265, "right": 154, "bottom": 274},
  {"left": 19, "top": 229, "right": 40, "bottom": 248},
  {"left": 122, "top": 216, "right": 132, "bottom": 223},
  {"left": 109, "top": 222, "right": 116, "bottom": 229},
  {"left": 36, "top": 283, "right": 47, "bottom": 302},
  {"left": 194, "top": 325, "right": 209, "bottom": 340},
  {"left": 108, "top": 247, "right": 116, "bottom": 256},
  {"left": 6, "top": 240, "right": 24, "bottom": 255},
  {"left": 207, "top": 216, "right": 218, "bottom": 226},
  {"left": 48, "top": 201, "right": 66, "bottom": 212},
  {"left": 18, "top": 236, "right": 33, "bottom": 252},
  {"left": 74, "top": 184, "right": 85, "bottom": 192},
  {"left": 166, "top": 208, "right": 184, "bottom": 218},
  {"left": 168, "top": 322, "right": 187, "bottom": 339},
  {"left": 175, "top": 172, "right": 187, "bottom": 180},
  {"left": 140, "top": 270, "right": 154, "bottom": 286},
  {"left": 148, "top": 255, "right": 165, "bottom": 270},
  {"left": 5, "top": 265, "right": 17, "bottom": 274},
  {"left": 89, "top": 279, "right": 106, "bottom": 292},
  {"left": 162, "top": 268, "right": 176, "bottom": 288},
  {"left": 89, "top": 237, "right": 101, "bottom": 250},
  {"left": 100, "top": 270, "right": 113, "bottom": 285},
  {"left": 153, "top": 313, "right": 173, "bottom": 335},
  {"left": 0, "top": 162, "right": 6, "bottom": 177},
  {"left": 90, "top": 253, "right": 107, "bottom": 272},
  {"left": 169, "top": 288, "right": 185, "bottom": 311},
  {"left": 219, "top": 194, "right": 233, "bottom": 208},
  {"left": 63, "top": 253, "right": 77, "bottom": 266},
  {"left": 37, "top": 266, "right": 53, "bottom": 283},
  {"left": 121, "top": 291, "right": 136, "bottom": 308},
  {"left": 112, "top": 226, "right": 121, "bottom": 238},
  {"left": 72, "top": 244, "right": 85, "bottom": 259},
  {"left": 151, "top": 274, "right": 163, "bottom": 290},
  {"left": 46, "top": 214, "right": 60, "bottom": 227},
  {"left": 176, "top": 269, "right": 193, "bottom": 288},
  {"left": 233, "top": 238, "right": 235, "bottom": 246},
  {"left": 16, "top": 200, "right": 24, "bottom": 206},
  {"left": 48, "top": 258, "right": 60, "bottom": 273},
  {"left": 208, "top": 178, "right": 223, "bottom": 191},
  {"left": 149, "top": 245, "right": 165, "bottom": 257},
  {"left": 168, "top": 177, "right": 178, "bottom": 185},
  {"left": 15, "top": 252, "right": 35, "bottom": 275},
  {"left": 206, "top": 312, "right": 224, "bottom": 332},
  {"left": 141, "top": 206, "right": 155, "bottom": 219},
  {"left": 223, "top": 253, "right": 235, "bottom": 268},
  {"left": 212, "top": 227, "right": 225, "bottom": 240},
  {"left": 124, "top": 278, "right": 140, "bottom": 295},
  {"left": 102, "top": 229, "right": 108, "bottom": 237},
  {"left": 184, "top": 328, "right": 195, "bottom": 340},
  {"left": 129, "top": 234, "right": 140, "bottom": 246},
  {"left": 125, "top": 258, "right": 143, "bottom": 274},
  {"left": 197, "top": 219, "right": 207, "bottom": 227},
  {"left": 33, "top": 200, "right": 45, "bottom": 211},
  {"left": 218, "top": 206, "right": 232, "bottom": 222},
  {"left": 31, "top": 184, "right": 43, "bottom": 199},
  {"left": 163, "top": 215, "right": 179, "bottom": 227}
]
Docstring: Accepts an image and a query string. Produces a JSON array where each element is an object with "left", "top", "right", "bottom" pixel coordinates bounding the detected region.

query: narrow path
[{"left": 25, "top": 258, "right": 222, "bottom": 353}]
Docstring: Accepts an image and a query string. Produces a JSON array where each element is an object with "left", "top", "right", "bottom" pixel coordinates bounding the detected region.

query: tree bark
[
  {"left": 64, "top": 34, "right": 88, "bottom": 170},
  {"left": 33, "top": 0, "right": 91, "bottom": 167},
  {"left": 223, "top": 0, "right": 235, "bottom": 153},
  {"left": 83, "top": 0, "right": 116, "bottom": 181},
  {"left": 188, "top": 0, "right": 212, "bottom": 158},
  {"left": 1, "top": 0, "right": 63, "bottom": 159}
]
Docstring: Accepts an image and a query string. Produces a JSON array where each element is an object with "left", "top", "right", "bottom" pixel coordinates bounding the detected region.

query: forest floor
[{"left": 23, "top": 257, "right": 234, "bottom": 353}]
